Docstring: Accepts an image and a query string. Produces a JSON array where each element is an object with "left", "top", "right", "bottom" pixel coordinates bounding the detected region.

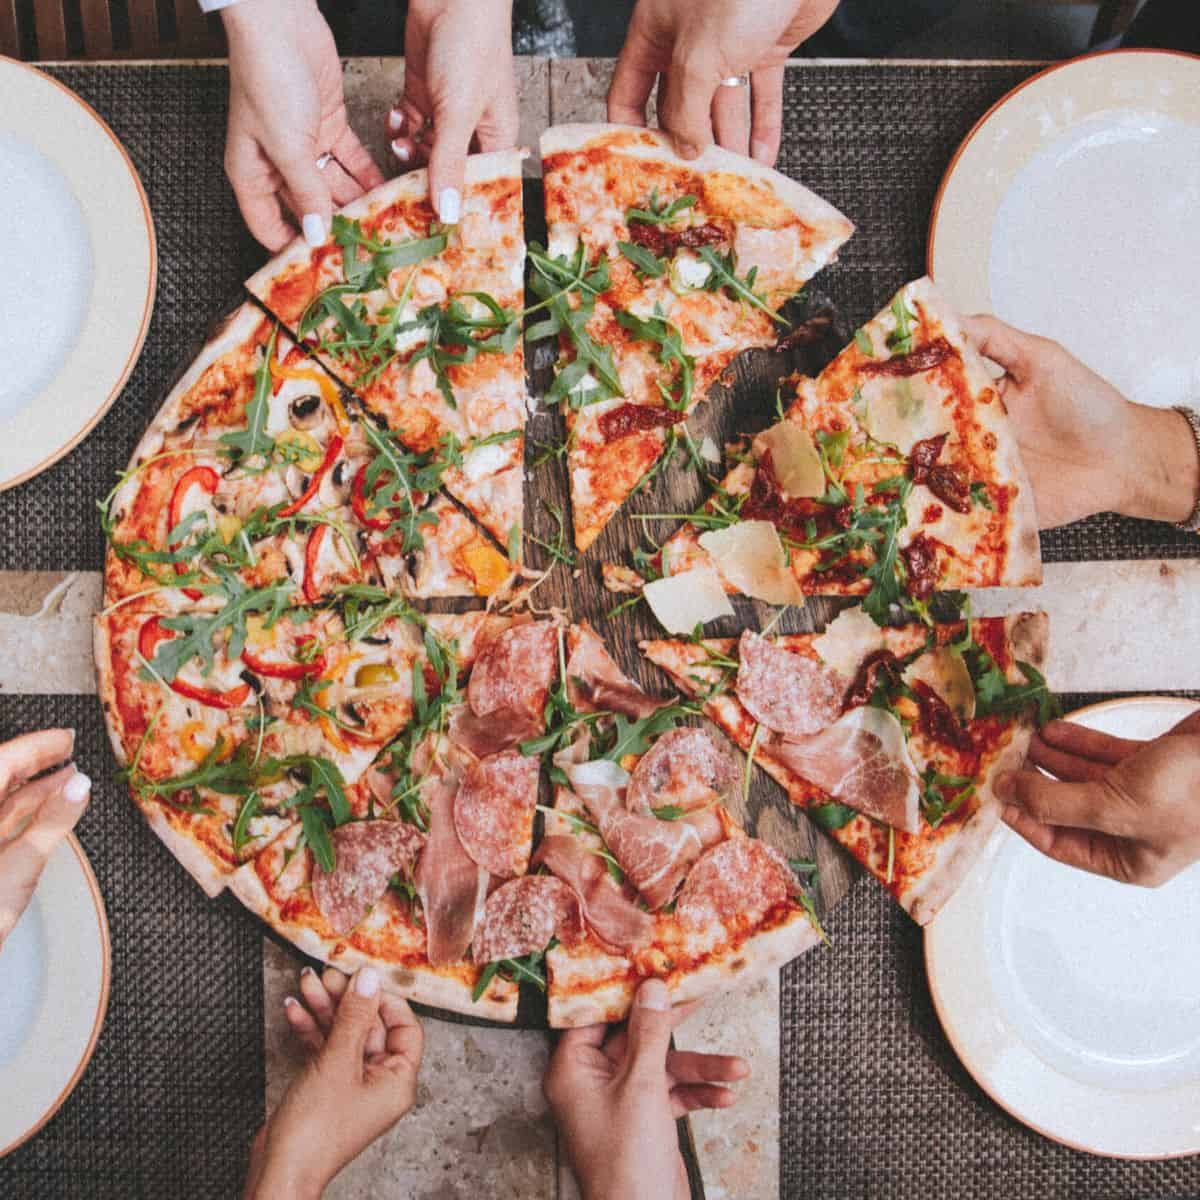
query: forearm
[{"left": 1120, "top": 405, "right": 1200, "bottom": 525}]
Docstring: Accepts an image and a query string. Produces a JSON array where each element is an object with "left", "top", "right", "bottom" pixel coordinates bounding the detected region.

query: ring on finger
[
  {"left": 719, "top": 74, "right": 750, "bottom": 88},
  {"left": 315, "top": 152, "right": 334, "bottom": 171}
]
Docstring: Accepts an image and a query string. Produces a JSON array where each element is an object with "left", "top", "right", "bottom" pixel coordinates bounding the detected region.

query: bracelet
[{"left": 1173, "top": 405, "right": 1200, "bottom": 533}]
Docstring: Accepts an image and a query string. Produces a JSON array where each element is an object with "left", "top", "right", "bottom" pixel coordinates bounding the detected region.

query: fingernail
[
  {"left": 64, "top": 772, "right": 91, "bottom": 805},
  {"left": 637, "top": 978, "right": 669, "bottom": 1011},
  {"left": 300, "top": 966, "right": 314, "bottom": 979},
  {"left": 283, "top": 995, "right": 298, "bottom": 1010},
  {"left": 750, "top": 138, "right": 771, "bottom": 163},
  {"left": 391, "top": 138, "right": 410, "bottom": 164},
  {"left": 301, "top": 213, "right": 326, "bottom": 247},
  {"left": 355, "top": 966, "right": 380, "bottom": 997},
  {"left": 437, "top": 187, "right": 461, "bottom": 225},
  {"left": 387, "top": 107, "right": 405, "bottom": 134}
]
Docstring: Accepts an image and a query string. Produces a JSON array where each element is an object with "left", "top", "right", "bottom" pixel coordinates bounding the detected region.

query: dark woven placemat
[{"left": 0, "top": 697, "right": 263, "bottom": 1199}]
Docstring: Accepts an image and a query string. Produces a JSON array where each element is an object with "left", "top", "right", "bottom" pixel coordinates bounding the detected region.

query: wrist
[
  {"left": 222, "top": 0, "right": 303, "bottom": 37},
  {"left": 249, "top": 1139, "right": 334, "bottom": 1200},
  {"left": 1120, "top": 405, "right": 1200, "bottom": 524}
]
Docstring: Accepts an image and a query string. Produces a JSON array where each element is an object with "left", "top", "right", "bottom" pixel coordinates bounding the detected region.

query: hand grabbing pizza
[
  {"left": 544, "top": 978, "right": 749, "bottom": 1200},
  {"left": 223, "top": 0, "right": 384, "bottom": 251},
  {"left": 999, "top": 713, "right": 1200, "bottom": 888},
  {"left": 385, "top": 0, "right": 520, "bottom": 223},
  {"left": 0, "top": 729, "right": 90, "bottom": 951},
  {"left": 962, "top": 316, "right": 1200, "bottom": 529},
  {"left": 245, "top": 966, "right": 424, "bottom": 1200},
  {"left": 609, "top": 0, "right": 839, "bottom": 164}
]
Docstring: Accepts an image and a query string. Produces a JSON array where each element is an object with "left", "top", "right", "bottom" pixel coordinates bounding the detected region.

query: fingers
[
  {"left": 670, "top": 1082, "right": 738, "bottom": 1116},
  {"left": 427, "top": 102, "right": 475, "bottom": 222},
  {"left": 621, "top": 978, "right": 674, "bottom": 1081},
  {"left": 330, "top": 124, "right": 385, "bottom": 192},
  {"left": 475, "top": 81, "right": 520, "bottom": 155},
  {"left": 1027, "top": 737, "right": 1114, "bottom": 785},
  {"left": 0, "top": 728, "right": 74, "bottom": 797},
  {"left": 749, "top": 66, "right": 785, "bottom": 164},
  {"left": 322, "top": 158, "right": 368, "bottom": 209},
  {"left": 711, "top": 84, "right": 750, "bottom": 157},
  {"left": 226, "top": 134, "right": 296, "bottom": 252},
  {"left": 997, "top": 769, "right": 1113, "bottom": 832},
  {"left": 0, "top": 767, "right": 83, "bottom": 842},
  {"left": 659, "top": 54, "right": 718, "bottom": 158},
  {"left": 274, "top": 149, "right": 334, "bottom": 246},
  {"left": 316, "top": 965, "right": 388, "bottom": 1057},
  {"left": 960, "top": 315, "right": 1035, "bottom": 383},
  {"left": 1038, "top": 719, "right": 1145, "bottom": 765},
  {"left": 299, "top": 966, "right": 338, "bottom": 1033},
  {"left": 1168, "top": 711, "right": 1200, "bottom": 737},
  {"left": 379, "top": 994, "right": 424, "bottom": 1062},
  {"left": 666, "top": 1050, "right": 749, "bottom": 1086},
  {"left": 324, "top": 966, "right": 382, "bottom": 1065},
  {"left": 1000, "top": 805, "right": 1139, "bottom": 884},
  {"left": 283, "top": 995, "right": 325, "bottom": 1055},
  {"left": 608, "top": 30, "right": 658, "bottom": 128}
]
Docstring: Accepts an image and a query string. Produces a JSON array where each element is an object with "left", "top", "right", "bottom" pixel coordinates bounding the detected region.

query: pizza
[
  {"left": 645, "top": 277, "right": 1041, "bottom": 623},
  {"left": 245, "top": 151, "right": 528, "bottom": 554},
  {"left": 536, "top": 124, "right": 854, "bottom": 553},
  {"left": 642, "top": 604, "right": 1054, "bottom": 924}
]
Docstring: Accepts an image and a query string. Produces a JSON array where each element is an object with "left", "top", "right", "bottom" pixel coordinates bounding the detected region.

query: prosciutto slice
[
  {"left": 447, "top": 703, "right": 542, "bottom": 758},
  {"left": 535, "top": 834, "right": 654, "bottom": 955},
  {"left": 565, "top": 622, "right": 668, "bottom": 720},
  {"left": 564, "top": 759, "right": 722, "bottom": 911},
  {"left": 414, "top": 771, "right": 489, "bottom": 965},
  {"left": 625, "top": 727, "right": 737, "bottom": 815},
  {"left": 312, "top": 820, "right": 425, "bottom": 936},
  {"left": 735, "top": 630, "right": 846, "bottom": 736},
  {"left": 767, "top": 706, "right": 921, "bottom": 833}
]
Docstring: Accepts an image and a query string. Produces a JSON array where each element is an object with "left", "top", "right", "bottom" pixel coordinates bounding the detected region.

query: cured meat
[
  {"left": 535, "top": 834, "right": 654, "bottom": 955},
  {"left": 414, "top": 771, "right": 489, "bottom": 965},
  {"left": 472, "top": 875, "right": 585, "bottom": 965},
  {"left": 677, "top": 837, "right": 800, "bottom": 931},
  {"left": 453, "top": 750, "right": 539, "bottom": 879},
  {"left": 625, "top": 727, "right": 736, "bottom": 815},
  {"left": 447, "top": 703, "right": 542, "bottom": 759},
  {"left": 766, "top": 706, "right": 920, "bottom": 833},
  {"left": 735, "top": 630, "right": 846, "bottom": 736},
  {"left": 467, "top": 621, "right": 557, "bottom": 723},
  {"left": 312, "top": 820, "right": 425, "bottom": 936},
  {"left": 565, "top": 622, "right": 668, "bottom": 720},
  {"left": 565, "top": 759, "right": 721, "bottom": 911}
]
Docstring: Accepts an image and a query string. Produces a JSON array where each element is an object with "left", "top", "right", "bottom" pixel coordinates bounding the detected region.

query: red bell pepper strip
[
  {"left": 137, "top": 616, "right": 252, "bottom": 710},
  {"left": 242, "top": 637, "right": 326, "bottom": 680},
  {"left": 169, "top": 465, "right": 220, "bottom": 600},
  {"left": 278, "top": 435, "right": 343, "bottom": 519},
  {"left": 303, "top": 525, "right": 328, "bottom": 603},
  {"left": 351, "top": 465, "right": 392, "bottom": 531}
]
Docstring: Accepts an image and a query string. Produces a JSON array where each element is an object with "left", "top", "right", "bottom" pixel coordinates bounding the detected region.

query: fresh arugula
[
  {"left": 472, "top": 940, "right": 558, "bottom": 1002},
  {"left": 626, "top": 190, "right": 698, "bottom": 225},
  {"left": 697, "top": 247, "right": 789, "bottom": 326},
  {"left": 615, "top": 309, "right": 695, "bottom": 411},
  {"left": 220, "top": 329, "right": 278, "bottom": 463},
  {"left": 598, "top": 703, "right": 700, "bottom": 763},
  {"left": 335, "top": 583, "right": 424, "bottom": 644},
  {"left": 970, "top": 481, "right": 994, "bottom": 511},
  {"left": 808, "top": 801, "right": 857, "bottom": 831},
  {"left": 332, "top": 216, "right": 448, "bottom": 292},
  {"left": 526, "top": 499, "right": 576, "bottom": 568},
  {"left": 853, "top": 327, "right": 874, "bottom": 357},
  {"left": 617, "top": 240, "right": 666, "bottom": 278},
  {"left": 887, "top": 294, "right": 916, "bottom": 356},
  {"left": 920, "top": 767, "right": 975, "bottom": 829}
]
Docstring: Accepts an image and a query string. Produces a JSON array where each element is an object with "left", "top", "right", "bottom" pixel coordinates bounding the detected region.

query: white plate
[
  {"left": 928, "top": 51, "right": 1200, "bottom": 409},
  {"left": 0, "top": 57, "right": 155, "bottom": 490},
  {"left": 0, "top": 833, "right": 110, "bottom": 1158},
  {"left": 926, "top": 696, "right": 1200, "bottom": 1159}
]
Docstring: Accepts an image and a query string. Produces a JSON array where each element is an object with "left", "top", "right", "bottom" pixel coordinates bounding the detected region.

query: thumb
[
  {"left": 960, "top": 314, "right": 1033, "bottom": 384},
  {"left": 276, "top": 150, "right": 333, "bottom": 246},
  {"left": 427, "top": 104, "right": 474, "bottom": 224},
  {"left": 622, "top": 978, "right": 674, "bottom": 1080},
  {"left": 324, "top": 967, "right": 382, "bottom": 1064}
]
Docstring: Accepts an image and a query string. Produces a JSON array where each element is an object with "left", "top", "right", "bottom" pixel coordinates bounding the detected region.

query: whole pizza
[{"left": 96, "top": 126, "right": 1054, "bottom": 1026}]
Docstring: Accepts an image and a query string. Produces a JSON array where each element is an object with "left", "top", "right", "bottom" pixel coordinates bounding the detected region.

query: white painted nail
[
  {"left": 301, "top": 212, "right": 326, "bottom": 247},
  {"left": 64, "top": 772, "right": 91, "bottom": 805},
  {"left": 437, "top": 187, "right": 461, "bottom": 225},
  {"left": 355, "top": 966, "right": 380, "bottom": 997},
  {"left": 387, "top": 108, "right": 405, "bottom": 134},
  {"left": 391, "top": 138, "right": 410, "bottom": 163},
  {"left": 283, "top": 995, "right": 299, "bottom": 1010}
]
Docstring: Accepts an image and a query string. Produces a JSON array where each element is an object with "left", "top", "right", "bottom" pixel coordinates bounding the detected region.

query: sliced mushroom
[
  {"left": 284, "top": 465, "right": 311, "bottom": 500},
  {"left": 288, "top": 393, "right": 323, "bottom": 429},
  {"left": 318, "top": 457, "right": 355, "bottom": 507}
]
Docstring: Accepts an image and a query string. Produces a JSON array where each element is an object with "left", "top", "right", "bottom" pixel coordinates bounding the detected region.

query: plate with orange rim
[
  {"left": 926, "top": 696, "right": 1200, "bottom": 1159},
  {"left": 928, "top": 49, "right": 1200, "bottom": 411},
  {"left": 0, "top": 56, "right": 156, "bottom": 491},
  {"left": 0, "top": 833, "right": 111, "bottom": 1158}
]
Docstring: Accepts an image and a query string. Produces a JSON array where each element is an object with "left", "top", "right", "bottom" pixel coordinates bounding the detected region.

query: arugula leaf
[
  {"left": 471, "top": 941, "right": 557, "bottom": 1001},
  {"left": 920, "top": 766, "right": 975, "bottom": 830},
  {"left": 651, "top": 804, "right": 687, "bottom": 820},
  {"left": 788, "top": 857, "right": 819, "bottom": 881},
  {"left": 220, "top": 328, "right": 278, "bottom": 462},
  {"left": 626, "top": 190, "right": 698, "bottom": 225},
  {"left": 231, "top": 791, "right": 263, "bottom": 858},
  {"left": 330, "top": 216, "right": 448, "bottom": 295},
  {"left": 854, "top": 328, "right": 874, "bottom": 357},
  {"left": 526, "top": 499, "right": 576, "bottom": 568},
  {"left": 887, "top": 294, "right": 916, "bottom": 356},
  {"left": 300, "top": 802, "right": 336, "bottom": 873},
  {"left": 809, "top": 802, "right": 857, "bottom": 830},
  {"left": 696, "top": 247, "right": 789, "bottom": 326},
  {"left": 599, "top": 703, "right": 698, "bottom": 763},
  {"left": 970, "top": 481, "right": 994, "bottom": 511},
  {"left": 617, "top": 241, "right": 666, "bottom": 278},
  {"left": 615, "top": 309, "right": 695, "bottom": 411}
]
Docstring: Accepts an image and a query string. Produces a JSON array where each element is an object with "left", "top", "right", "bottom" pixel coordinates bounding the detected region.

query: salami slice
[
  {"left": 312, "top": 819, "right": 425, "bottom": 936},
  {"left": 453, "top": 750, "right": 540, "bottom": 878},
  {"left": 735, "top": 630, "right": 846, "bottom": 735},
  {"left": 467, "top": 621, "right": 557, "bottom": 721},
  {"left": 472, "top": 875, "right": 585, "bottom": 965},
  {"left": 676, "top": 837, "right": 797, "bottom": 932},
  {"left": 625, "top": 727, "right": 737, "bottom": 815}
]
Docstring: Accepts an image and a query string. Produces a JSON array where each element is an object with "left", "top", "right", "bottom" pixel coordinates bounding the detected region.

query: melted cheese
[{"left": 862, "top": 376, "right": 952, "bottom": 454}]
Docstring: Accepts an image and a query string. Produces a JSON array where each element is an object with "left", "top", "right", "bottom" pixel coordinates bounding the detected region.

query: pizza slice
[
  {"left": 642, "top": 604, "right": 1054, "bottom": 924},
  {"left": 101, "top": 302, "right": 515, "bottom": 603},
  {"left": 536, "top": 124, "right": 854, "bottom": 553},
  {"left": 652, "top": 277, "right": 1041, "bottom": 621},
  {"left": 244, "top": 152, "right": 528, "bottom": 553}
]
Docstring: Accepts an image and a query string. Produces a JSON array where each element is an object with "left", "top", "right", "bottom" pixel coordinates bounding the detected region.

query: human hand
[
  {"left": 998, "top": 712, "right": 1200, "bottom": 887},
  {"left": 245, "top": 966, "right": 424, "bottom": 1200},
  {"left": 224, "top": 0, "right": 384, "bottom": 251},
  {"left": 962, "top": 315, "right": 1199, "bottom": 529},
  {"left": 609, "top": 0, "right": 839, "bottom": 164},
  {"left": 0, "top": 729, "right": 90, "bottom": 950},
  {"left": 544, "top": 979, "right": 749, "bottom": 1200},
  {"left": 386, "top": 0, "right": 519, "bottom": 222}
]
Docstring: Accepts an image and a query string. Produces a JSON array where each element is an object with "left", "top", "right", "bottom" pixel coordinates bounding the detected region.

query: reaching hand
[
  {"left": 962, "top": 315, "right": 1199, "bottom": 529},
  {"left": 245, "top": 966, "right": 424, "bottom": 1200},
  {"left": 386, "top": 0, "right": 520, "bottom": 223},
  {"left": 544, "top": 979, "right": 749, "bottom": 1200},
  {"left": 609, "top": 0, "right": 839, "bottom": 164},
  {"left": 224, "top": 0, "right": 384, "bottom": 251},
  {"left": 999, "top": 712, "right": 1200, "bottom": 887},
  {"left": 0, "top": 729, "right": 90, "bottom": 950}
]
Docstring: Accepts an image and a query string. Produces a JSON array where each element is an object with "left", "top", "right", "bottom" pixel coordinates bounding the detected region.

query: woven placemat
[{"left": 0, "top": 697, "right": 263, "bottom": 1199}]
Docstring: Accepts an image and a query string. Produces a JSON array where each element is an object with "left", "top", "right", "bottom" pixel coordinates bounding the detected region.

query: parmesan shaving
[
  {"left": 862, "top": 377, "right": 951, "bottom": 454},
  {"left": 644, "top": 567, "right": 734, "bottom": 633},
  {"left": 698, "top": 521, "right": 802, "bottom": 607},
  {"left": 811, "top": 605, "right": 885, "bottom": 678},
  {"left": 699, "top": 435, "right": 721, "bottom": 464},
  {"left": 755, "top": 421, "right": 824, "bottom": 498},
  {"left": 903, "top": 647, "right": 977, "bottom": 720}
]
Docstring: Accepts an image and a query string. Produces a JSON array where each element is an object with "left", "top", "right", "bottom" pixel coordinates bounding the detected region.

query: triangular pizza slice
[
  {"left": 536, "top": 124, "right": 854, "bottom": 553},
  {"left": 642, "top": 606, "right": 1052, "bottom": 924},
  {"left": 245, "top": 152, "right": 528, "bottom": 553}
]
